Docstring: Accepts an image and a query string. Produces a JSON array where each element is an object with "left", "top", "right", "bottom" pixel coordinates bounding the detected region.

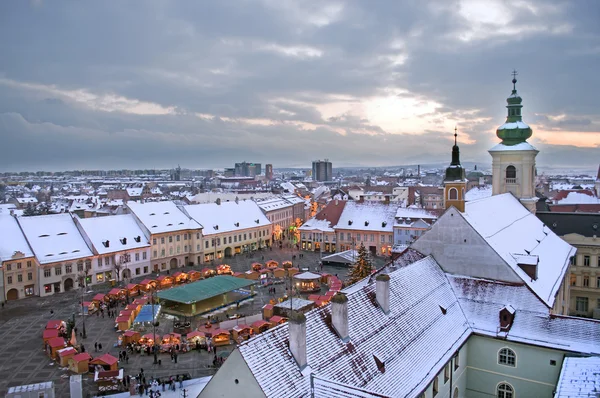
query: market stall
[
  {"left": 90, "top": 353, "right": 119, "bottom": 371},
  {"left": 45, "top": 319, "right": 65, "bottom": 331},
  {"left": 141, "top": 333, "right": 160, "bottom": 346},
  {"left": 188, "top": 270, "right": 202, "bottom": 281},
  {"left": 282, "top": 261, "right": 293, "bottom": 269},
  {"left": 216, "top": 264, "right": 232, "bottom": 275},
  {"left": 265, "top": 260, "right": 279, "bottom": 269},
  {"left": 173, "top": 271, "right": 188, "bottom": 284},
  {"left": 92, "top": 294, "right": 106, "bottom": 304},
  {"left": 120, "top": 330, "right": 141, "bottom": 346},
  {"left": 293, "top": 272, "right": 322, "bottom": 293},
  {"left": 244, "top": 270, "right": 259, "bottom": 280},
  {"left": 127, "top": 283, "right": 141, "bottom": 296},
  {"left": 95, "top": 369, "right": 123, "bottom": 394},
  {"left": 251, "top": 263, "right": 262, "bottom": 272},
  {"left": 157, "top": 275, "right": 174, "bottom": 289},
  {"left": 232, "top": 324, "right": 253, "bottom": 342},
  {"left": 132, "top": 297, "right": 148, "bottom": 306},
  {"left": 69, "top": 352, "right": 91, "bottom": 374},
  {"left": 251, "top": 320, "right": 271, "bottom": 334},
  {"left": 186, "top": 331, "right": 206, "bottom": 345},
  {"left": 115, "top": 316, "right": 131, "bottom": 331},
  {"left": 262, "top": 304, "right": 274, "bottom": 319},
  {"left": 46, "top": 337, "right": 65, "bottom": 359},
  {"left": 139, "top": 279, "right": 158, "bottom": 292},
  {"left": 272, "top": 268, "right": 285, "bottom": 278},
  {"left": 201, "top": 268, "right": 216, "bottom": 278},
  {"left": 269, "top": 315, "right": 287, "bottom": 327},
  {"left": 286, "top": 267, "right": 299, "bottom": 277},
  {"left": 43, "top": 329, "right": 59, "bottom": 346},
  {"left": 107, "top": 288, "right": 126, "bottom": 299},
  {"left": 57, "top": 347, "right": 77, "bottom": 367},
  {"left": 211, "top": 329, "right": 231, "bottom": 346},
  {"left": 162, "top": 333, "right": 181, "bottom": 345},
  {"left": 119, "top": 309, "right": 134, "bottom": 322}
]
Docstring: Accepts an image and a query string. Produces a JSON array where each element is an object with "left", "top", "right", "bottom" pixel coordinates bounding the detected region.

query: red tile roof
[
  {"left": 548, "top": 204, "right": 600, "bottom": 213},
  {"left": 315, "top": 200, "right": 347, "bottom": 226},
  {"left": 91, "top": 353, "right": 118, "bottom": 366},
  {"left": 73, "top": 352, "right": 91, "bottom": 362},
  {"left": 553, "top": 189, "right": 596, "bottom": 201}
]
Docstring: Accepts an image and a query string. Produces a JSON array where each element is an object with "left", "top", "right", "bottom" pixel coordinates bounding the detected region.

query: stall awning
[{"left": 157, "top": 276, "right": 255, "bottom": 305}]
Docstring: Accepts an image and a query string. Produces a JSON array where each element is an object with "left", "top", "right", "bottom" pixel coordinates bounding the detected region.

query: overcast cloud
[{"left": 0, "top": 0, "right": 599, "bottom": 172}]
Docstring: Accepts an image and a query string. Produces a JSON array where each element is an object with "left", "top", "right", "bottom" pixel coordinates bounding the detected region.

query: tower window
[
  {"left": 448, "top": 188, "right": 458, "bottom": 200},
  {"left": 506, "top": 166, "right": 516, "bottom": 179}
]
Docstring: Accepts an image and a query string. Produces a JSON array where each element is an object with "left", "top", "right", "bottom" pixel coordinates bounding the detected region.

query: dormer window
[
  {"left": 365, "top": 221, "right": 369, "bottom": 226},
  {"left": 102, "top": 240, "right": 110, "bottom": 248},
  {"left": 499, "top": 305, "right": 516, "bottom": 332},
  {"left": 120, "top": 237, "right": 127, "bottom": 245},
  {"left": 348, "top": 220, "right": 353, "bottom": 226}
]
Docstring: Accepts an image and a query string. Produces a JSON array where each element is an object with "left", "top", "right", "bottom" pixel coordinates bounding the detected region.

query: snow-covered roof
[
  {"left": 255, "top": 197, "right": 293, "bottom": 212},
  {"left": 274, "top": 297, "right": 314, "bottom": 311},
  {"left": 238, "top": 257, "right": 470, "bottom": 398},
  {"left": 496, "top": 121, "right": 530, "bottom": 130},
  {"left": 16, "top": 197, "right": 38, "bottom": 203},
  {"left": 293, "top": 271, "right": 322, "bottom": 280},
  {"left": 299, "top": 218, "right": 334, "bottom": 232},
  {"left": 0, "top": 215, "right": 34, "bottom": 262},
  {"left": 394, "top": 207, "right": 437, "bottom": 220},
  {"left": 463, "top": 193, "right": 576, "bottom": 308},
  {"left": 77, "top": 214, "right": 150, "bottom": 255},
  {"left": 126, "top": 187, "right": 143, "bottom": 197},
  {"left": 18, "top": 214, "right": 93, "bottom": 264},
  {"left": 465, "top": 185, "right": 492, "bottom": 201},
  {"left": 127, "top": 201, "right": 202, "bottom": 234},
  {"left": 282, "top": 194, "right": 305, "bottom": 205},
  {"left": 334, "top": 202, "right": 397, "bottom": 232},
  {"left": 321, "top": 250, "right": 359, "bottom": 264},
  {"left": 556, "top": 192, "right": 600, "bottom": 205},
  {"left": 555, "top": 357, "right": 600, "bottom": 398},
  {"left": 184, "top": 201, "right": 271, "bottom": 236},
  {"left": 488, "top": 141, "right": 538, "bottom": 152}
]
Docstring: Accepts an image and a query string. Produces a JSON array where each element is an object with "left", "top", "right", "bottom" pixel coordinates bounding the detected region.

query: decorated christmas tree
[{"left": 347, "top": 243, "right": 373, "bottom": 285}]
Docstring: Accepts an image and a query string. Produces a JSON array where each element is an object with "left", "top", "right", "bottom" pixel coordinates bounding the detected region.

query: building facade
[
  {"left": 265, "top": 164, "right": 273, "bottom": 180},
  {"left": 255, "top": 197, "right": 294, "bottom": 240},
  {"left": 1, "top": 214, "right": 37, "bottom": 301},
  {"left": 312, "top": 160, "right": 332, "bottom": 182},
  {"left": 393, "top": 207, "right": 437, "bottom": 246}
]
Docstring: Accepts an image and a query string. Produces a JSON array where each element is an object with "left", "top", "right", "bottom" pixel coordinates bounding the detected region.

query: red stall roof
[
  {"left": 251, "top": 320, "right": 270, "bottom": 328},
  {"left": 91, "top": 353, "right": 118, "bottom": 366},
  {"left": 93, "top": 293, "right": 106, "bottom": 301},
  {"left": 46, "top": 320, "right": 62, "bottom": 330},
  {"left": 187, "top": 331, "right": 205, "bottom": 339},
  {"left": 140, "top": 279, "right": 155, "bottom": 285},
  {"left": 269, "top": 316, "right": 285, "bottom": 324},
  {"left": 48, "top": 337, "right": 65, "bottom": 348},
  {"left": 43, "top": 329, "right": 59, "bottom": 339},
  {"left": 58, "top": 347, "right": 77, "bottom": 357},
  {"left": 108, "top": 288, "right": 124, "bottom": 295},
  {"left": 127, "top": 283, "right": 139, "bottom": 290},
  {"left": 123, "top": 330, "right": 140, "bottom": 337},
  {"left": 73, "top": 352, "right": 92, "bottom": 362},
  {"left": 116, "top": 316, "right": 130, "bottom": 323}
]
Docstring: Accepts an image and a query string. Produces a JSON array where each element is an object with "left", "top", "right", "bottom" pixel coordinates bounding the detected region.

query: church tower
[
  {"left": 444, "top": 128, "right": 468, "bottom": 212},
  {"left": 489, "top": 71, "right": 539, "bottom": 213}
]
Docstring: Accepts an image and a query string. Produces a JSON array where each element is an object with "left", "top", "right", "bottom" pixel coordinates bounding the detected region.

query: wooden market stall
[
  {"left": 173, "top": 271, "right": 188, "bottom": 284},
  {"left": 127, "top": 283, "right": 141, "bottom": 296},
  {"left": 69, "top": 352, "right": 91, "bottom": 374},
  {"left": 107, "top": 288, "right": 126, "bottom": 300},
  {"left": 211, "top": 329, "right": 231, "bottom": 346},
  {"left": 139, "top": 279, "right": 158, "bottom": 292},
  {"left": 141, "top": 333, "right": 160, "bottom": 346},
  {"left": 286, "top": 267, "right": 299, "bottom": 277},
  {"left": 186, "top": 331, "right": 206, "bottom": 345},
  {"left": 57, "top": 347, "right": 77, "bottom": 367},
  {"left": 272, "top": 268, "right": 285, "bottom": 278},
  {"left": 294, "top": 272, "right": 322, "bottom": 293},
  {"left": 115, "top": 316, "right": 131, "bottom": 331},
  {"left": 262, "top": 304, "right": 274, "bottom": 319},
  {"left": 132, "top": 297, "right": 148, "bottom": 306},
  {"left": 251, "top": 320, "right": 271, "bottom": 334},
  {"left": 162, "top": 332, "right": 181, "bottom": 346},
  {"left": 251, "top": 262, "right": 262, "bottom": 271},
  {"left": 120, "top": 330, "right": 141, "bottom": 346},
  {"left": 216, "top": 264, "right": 232, "bottom": 275},
  {"left": 188, "top": 270, "right": 202, "bottom": 281},
  {"left": 90, "top": 353, "right": 119, "bottom": 371},
  {"left": 95, "top": 369, "right": 123, "bottom": 395},
  {"left": 119, "top": 309, "right": 134, "bottom": 322},
  {"left": 265, "top": 260, "right": 279, "bottom": 269},
  {"left": 43, "top": 329, "right": 59, "bottom": 346},
  {"left": 244, "top": 270, "right": 259, "bottom": 280},
  {"left": 269, "top": 315, "right": 287, "bottom": 327},
  {"left": 201, "top": 268, "right": 216, "bottom": 278},
  {"left": 282, "top": 261, "right": 293, "bottom": 269},
  {"left": 232, "top": 324, "right": 253, "bottom": 342},
  {"left": 92, "top": 294, "right": 106, "bottom": 304},
  {"left": 46, "top": 337, "right": 66, "bottom": 359},
  {"left": 45, "top": 319, "right": 64, "bottom": 331},
  {"left": 157, "top": 275, "right": 174, "bottom": 289}
]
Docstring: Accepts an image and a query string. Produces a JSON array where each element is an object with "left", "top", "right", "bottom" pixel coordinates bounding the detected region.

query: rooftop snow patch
[
  {"left": 335, "top": 202, "right": 397, "bottom": 232},
  {"left": 465, "top": 185, "right": 492, "bottom": 202},
  {"left": 463, "top": 193, "right": 576, "bottom": 308},
  {"left": 489, "top": 142, "right": 538, "bottom": 152},
  {"left": 127, "top": 201, "right": 202, "bottom": 234},
  {"left": 184, "top": 200, "right": 270, "bottom": 236},
  {"left": 77, "top": 214, "right": 150, "bottom": 255},
  {"left": 555, "top": 357, "right": 600, "bottom": 397},
  {"left": 0, "top": 215, "right": 34, "bottom": 262}
]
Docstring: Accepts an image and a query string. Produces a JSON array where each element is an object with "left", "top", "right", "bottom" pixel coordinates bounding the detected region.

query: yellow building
[{"left": 1, "top": 214, "right": 38, "bottom": 300}]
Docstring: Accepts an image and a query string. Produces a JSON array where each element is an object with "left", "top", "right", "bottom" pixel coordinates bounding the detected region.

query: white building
[
  {"left": 183, "top": 200, "right": 272, "bottom": 261},
  {"left": 75, "top": 214, "right": 152, "bottom": 284},
  {"left": 254, "top": 197, "right": 294, "bottom": 240},
  {"left": 18, "top": 214, "right": 94, "bottom": 296},
  {"left": 127, "top": 201, "right": 203, "bottom": 271},
  {"left": 393, "top": 207, "right": 437, "bottom": 246}
]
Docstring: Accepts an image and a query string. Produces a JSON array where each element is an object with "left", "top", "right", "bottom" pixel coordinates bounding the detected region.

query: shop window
[
  {"left": 96, "top": 273, "right": 104, "bottom": 282},
  {"left": 25, "top": 286, "right": 34, "bottom": 296},
  {"left": 497, "top": 383, "right": 514, "bottom": 398},
  {"left": 105, "top": 271, "right": 112, "bottom": 279},
  {"left": 583, "top": 256, "right": 590, "bottom": 266},
  {"left": 498, "top": 348, "right": 516, "bottom": 367},
  {"left": 44, "top": 284, "right": 52, "bottom": 293},
  {"left": 576, "top": 297, "right": 589, "bottom": 312}
]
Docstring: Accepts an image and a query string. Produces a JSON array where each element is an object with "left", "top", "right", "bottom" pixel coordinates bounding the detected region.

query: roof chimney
[
  {"left": 288, "top": 312, "right": 307, "bottom": 370},
  {"left": 376, "top": 274, "right": 390, "bottom": 314},
  {"left": 331, "top": 293, "right": 349, "bottom": 342}
]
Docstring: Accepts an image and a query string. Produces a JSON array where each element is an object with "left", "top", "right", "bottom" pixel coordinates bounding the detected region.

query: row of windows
[
  {"left": 338, "top": 233, "right": 393, "bottom": 243},
  {"left": 571, "top": 255, "right": 600, "bottom": 267},
  {"left": 6, "top": 272, "right": 34, "bottom": 284},
  {"left": 575, "top": 296, "right": 600, "bottom": 312},
  {"left": 430, "top": 352, "right": 460, "bottom": 397},
  {"left": 152, "top": 232, "right": 201, "bottom": 246},
  {"left": 5, "top": 261, "right": 33, "bottom": 271},
  {"left": 43, "top": 261, "right": 91, "bottom": 278},
  {"left": 570, "top": 274, "right": 600, "bottom": 289}
]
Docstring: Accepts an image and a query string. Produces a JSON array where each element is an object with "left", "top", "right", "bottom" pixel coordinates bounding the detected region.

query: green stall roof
[{"left": 157, "top": 275, "right": 255, "bottom": 304}]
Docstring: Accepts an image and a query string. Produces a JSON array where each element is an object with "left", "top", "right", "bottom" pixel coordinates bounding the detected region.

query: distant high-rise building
[
  {"left": 312, "top": 160, "right": 332, "bottom": 182},
  {"left": 234, "top": 162, "right": 262, "bottom": 177},
  {"left": 265, "top": 164, "right": 273, "bottom": 180}
]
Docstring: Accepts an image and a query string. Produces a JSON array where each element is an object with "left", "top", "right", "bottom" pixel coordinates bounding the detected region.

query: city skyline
[{"left": 0, "top": 1, "right": 599, "bottom": 171}]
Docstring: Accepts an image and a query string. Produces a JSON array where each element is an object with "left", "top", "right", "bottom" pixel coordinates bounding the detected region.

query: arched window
[
  {"left": 497, "top": 382, "right": 514, "bottom": 398},
  {"left": 506, "top": 166, "right": 516, "bottom": 179},
  {"left": 498, "top": 348, "right": 516, "bottom": 367},
  {"left": 448, "top": 187, "right": 458, "bottom": 200}
]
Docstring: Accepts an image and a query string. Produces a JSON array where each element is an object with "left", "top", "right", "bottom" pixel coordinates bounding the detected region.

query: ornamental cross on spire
[
  {"left": 512, "top": 69, "right": 518, "bottom": 90},
  {"left": 454, "top": 126, "right": 457, "bottom": 146}
]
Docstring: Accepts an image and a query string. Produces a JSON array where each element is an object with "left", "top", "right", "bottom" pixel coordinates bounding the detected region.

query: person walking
[
  {"left": 94, "top": 342, "right": 98, "bottom": 352},
  {"left": 98, "top": 343, "right": 102, "bottom": 351}
]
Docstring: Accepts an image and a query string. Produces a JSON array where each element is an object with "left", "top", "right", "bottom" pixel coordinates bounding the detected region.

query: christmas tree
[{"left": 347, "top": 243, "right": 373, "bottom": 284}]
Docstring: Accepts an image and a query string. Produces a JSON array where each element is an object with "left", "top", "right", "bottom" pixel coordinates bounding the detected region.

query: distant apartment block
[{"left": 312, "top": 160, "right": 332, "bottom": 182}]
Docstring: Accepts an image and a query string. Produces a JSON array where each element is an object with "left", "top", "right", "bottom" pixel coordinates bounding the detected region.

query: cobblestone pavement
[{"left": 0, "top": 244, "right": 387, "bottom": 397}]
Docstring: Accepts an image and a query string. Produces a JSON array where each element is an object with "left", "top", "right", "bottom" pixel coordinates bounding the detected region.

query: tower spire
[
  {"left": 454, "top": 126, "right": 457, "bottom": 146},
  {"left": 512, "top": 69, "right": 518, "bottom": 91},
  {"left": 496, "top": 70, "right": 532, "bottom": 145}
]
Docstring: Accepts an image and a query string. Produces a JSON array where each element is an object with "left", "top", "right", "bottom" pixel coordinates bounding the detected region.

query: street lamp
[{"left": 79, "top": 276, "right": 87, "bottom": 339}]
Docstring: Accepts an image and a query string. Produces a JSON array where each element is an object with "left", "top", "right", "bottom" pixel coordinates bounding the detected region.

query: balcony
[{"left": 505, "top": 178, "right": 517, "bottom": 184}]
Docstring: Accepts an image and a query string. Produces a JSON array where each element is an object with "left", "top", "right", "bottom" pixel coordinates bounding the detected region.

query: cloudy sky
[{"left": 0, "top": 0, "right": 599, "bottom": 172}]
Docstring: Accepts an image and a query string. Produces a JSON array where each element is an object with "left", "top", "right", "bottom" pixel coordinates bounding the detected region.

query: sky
[{"left": 0, "top": 0, "right": 599, "bottom": 172}]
